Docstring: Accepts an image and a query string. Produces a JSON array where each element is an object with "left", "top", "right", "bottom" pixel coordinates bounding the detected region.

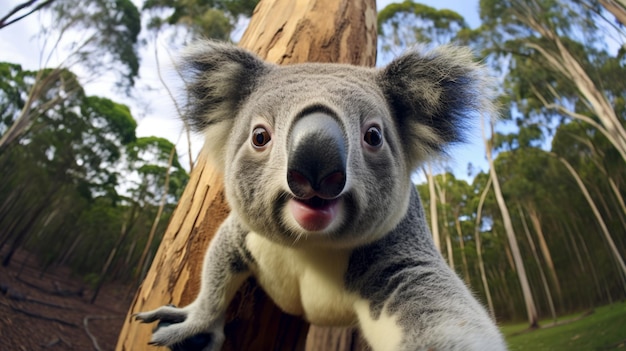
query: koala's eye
[
  {"left": 252, "top": 127, "right": 271, "bottom": 148},
  {"left": 364, "top": 126, "right": 383, "bottom": 147}
]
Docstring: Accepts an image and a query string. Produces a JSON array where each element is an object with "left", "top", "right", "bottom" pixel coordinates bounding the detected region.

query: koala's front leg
[{"left": 135, "top": 214, "right": 252, "bottom": 350}]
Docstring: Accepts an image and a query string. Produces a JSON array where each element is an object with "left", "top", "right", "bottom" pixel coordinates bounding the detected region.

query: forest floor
[
  {"left": 503, "top": 302, "right": 626, "bottom": 350},
  {"left": 0, "top": 250, "right": 133, "bottom": 351},
  {"left": 2, "top": 247, "right": 625, "bottom": 351}
]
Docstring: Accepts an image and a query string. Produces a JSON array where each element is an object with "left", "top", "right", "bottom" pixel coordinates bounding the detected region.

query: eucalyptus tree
[
  {"left": 90, "top": 136, "right": 188, "bottom": 302},
  {"left": 468, "top": 171, "right": 525, "bottom": 321},
  {"left": 431, "top": 172, "right": 474, "bottom": 284},
  {"left": 550, "top": 122, "right": 626, "bottom": 292},
  {"left": 125, "top": 137, "right": 188, "bottom": 278},
  {"left": 0, "top": 0, "right": 56, "bottom": 29},
  {"left": 0, "top": 0, "right": 141, "bottom": 150},
  {"left": 433, "top": 172, "right": 455, "bottom": 269},
  {"left": 143, "top": 0, "right": 259, "bottom": 40},
  {"left": 479, "top": 0, "right": 626, "bottom": 162},
  {"left": 486, "top": 119, "right": 626, "bottom": 311},
  {"left": 0, "top": 64, "right": 85, "bottom": 251},
  {"left": 0, "top": 65, "right": 138, "bottom": 267},
  {"left": 493, "top": 125, "right": 563, "bottom": 299},
  {"left": 0, "top": 63, "right": 189, "bottom": 286},
  {"left": 423, "top": 166, "right": 441, "bottom": 251},
  {"left": 472, "top": 174, "right": 495, "bottom": 319},
  {"left": 482, "top": 116, "right": 539, "bottom": 327},
  {"left": 552, "top": 121, "right": 626, "bottom": 226},
  {"left": 378, "top": 0, "right": 468, "bottom": 57},
  {"left": 580, "top": 0, "right": 626, "bottom": 29},
  {"left": 378, "top": 1, "right": 469, "bottom": 255}
]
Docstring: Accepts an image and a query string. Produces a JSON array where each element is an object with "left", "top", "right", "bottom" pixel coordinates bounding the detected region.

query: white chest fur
[{"left": 245, "top": 232, "right": 358, "bottom": 325}]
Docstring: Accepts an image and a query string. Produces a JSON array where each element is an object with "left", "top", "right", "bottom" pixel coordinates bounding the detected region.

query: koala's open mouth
[
  {"left": 302, "top": 196, "right": 334, "bottom": 209},
  {"left": 288, "top": 196, "right": 342, "bottom": 232}
]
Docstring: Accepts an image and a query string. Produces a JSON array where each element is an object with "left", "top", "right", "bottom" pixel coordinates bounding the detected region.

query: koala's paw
[{"left": 134, "top": 305, "right": 225, "bottom": 351}]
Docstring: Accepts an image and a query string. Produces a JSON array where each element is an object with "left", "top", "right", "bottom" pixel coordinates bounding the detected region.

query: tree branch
[{"left": 0, "top": 0, "right": 55, "bottom": 30}]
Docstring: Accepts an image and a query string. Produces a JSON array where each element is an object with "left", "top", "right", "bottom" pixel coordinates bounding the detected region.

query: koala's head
[{"left": 181, "top": 40, "right": 494, "bottom": 248}]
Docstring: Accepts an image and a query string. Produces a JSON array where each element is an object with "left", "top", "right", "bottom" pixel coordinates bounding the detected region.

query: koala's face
[
  {"left": 182, "top": 41, "right": 493, "bottom": 247},
  {"left": 222, "top": 65, "right": 410, "bottom": 247}
]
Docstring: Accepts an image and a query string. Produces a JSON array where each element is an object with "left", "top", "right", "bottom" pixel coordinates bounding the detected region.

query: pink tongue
[{"left": 288, "top": 199, "right": 338, "bottom": 232}]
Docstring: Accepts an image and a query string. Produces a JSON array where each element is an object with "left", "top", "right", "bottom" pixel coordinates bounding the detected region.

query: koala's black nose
[{"left": 287, "top": 112, "right": 347, "bottom": 199}]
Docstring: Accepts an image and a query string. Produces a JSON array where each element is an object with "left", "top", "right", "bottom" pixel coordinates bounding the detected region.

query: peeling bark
[{"left": 116, "top": 0, "right": 377, "bottom": 350}]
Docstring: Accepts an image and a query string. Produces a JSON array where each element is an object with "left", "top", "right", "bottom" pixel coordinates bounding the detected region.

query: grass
[{"left": 501, "top": 302, "right": 626, "bottom": 351}]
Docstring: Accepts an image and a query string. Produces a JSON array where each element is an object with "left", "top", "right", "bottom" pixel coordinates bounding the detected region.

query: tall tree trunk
[
  {"left": 551, "top": 153, "right": 626, "bottom": 289},
  {"left": 91, "top": 221, "right": 130, "bottom": 304},
  {"left": 0, "top": 186, "right": 22, "bottom": 232},
  {"left": 425, "top": 165, "right": 441, "bottom": 251},
  {"left": 564, "top": 221, "right": 586, "bottom": 274},
  {"left": 474, "top": 176, "right": 495, "bottom": 320},
  {"left": 599, "top": 0, "right": 626, "bottom": 27},
  {"left": 502, "top": 234, "right": 517, "bottom": 273},
  {"left": 572, "top": 222, "right": 612, "bottom": 304},
  {"left": 526, "top": 205, "right": 562, "bottom": 298},
  {"left": 518, "top": 206, "right": 557, "bottom": 323},
  {"left": 434, "top": 174, "right": 454, "bottom": 269},
  {"left": 454, "top": 212, "right": 471, "bottom": 285},
  {"left": 115, "top": 1, "right": 377, "bottom": 350},
  {"left": 444, "top": 226, "right": 454, "bottom": 269},
  {"left": 0, "top": 68, "right": 73, "bottom": 150},
  {"left": 608, "top": 177, "right": 626, "bottom": 221},
  {"left": 519, "top": 0, "right": 626, "bottom": 161},
  {"left": 591, "top": 182, "right": 616, "bottom": 221},
  {"left": 2, "top": 187, "right": 57, "bottom": 267},
  {"left": 580, "top": 135, "right": 626, "bottom": 226},
  {"left": 134, "top": 145, "right": 176, "bottom": 280},
  {"left": 91, "top": 194, "right": 145, "bottom": 293},
  {"left": 58, "top": 233, "right": 83, "bottom": 266},
  {"left": 482, "top": 116, "right": 539, "bottom": 328}
]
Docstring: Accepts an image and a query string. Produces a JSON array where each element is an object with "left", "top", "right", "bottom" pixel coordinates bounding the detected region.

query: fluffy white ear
[
  {"left": 180, "top": 40, "right": 271, "bottom": 167},
  {"left": 377, "top": 45, "right": 496, "bottom": 169}
]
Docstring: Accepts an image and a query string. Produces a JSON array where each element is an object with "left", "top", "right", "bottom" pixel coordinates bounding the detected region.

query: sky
[{"left": 0, "top": 0, "right": 487, "bottom": 182}]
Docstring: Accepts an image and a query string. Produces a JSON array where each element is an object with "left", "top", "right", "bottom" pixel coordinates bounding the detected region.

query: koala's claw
[
  {"left": 135, "top": 305, "right": 225, "bottom": 351},
  {"left": 150, "top": 322, "right": 224, "bottom": 351},
  {"left": 134, "top": 305, "right": 188, "bottom": 324}
]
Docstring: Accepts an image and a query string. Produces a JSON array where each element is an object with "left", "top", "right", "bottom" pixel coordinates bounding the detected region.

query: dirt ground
[{"left": 0, "top": 250, "right": 134, "bottom": 351}]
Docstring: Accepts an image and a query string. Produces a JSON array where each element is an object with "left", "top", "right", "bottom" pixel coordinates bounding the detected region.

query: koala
[{"left": 135, "top": 40, "right": 507, "bottom": 351}]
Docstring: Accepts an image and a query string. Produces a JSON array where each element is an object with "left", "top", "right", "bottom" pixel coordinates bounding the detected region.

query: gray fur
[{"left": 135, "top": 40, "right": 506, "bottom": 351}]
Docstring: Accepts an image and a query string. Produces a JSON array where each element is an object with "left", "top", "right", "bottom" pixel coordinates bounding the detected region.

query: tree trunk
[
  {"left": 518, "top": 206, "right": 557, "bottom": 323},
  {"left": 599, "top": 0, "right": 626, "bottom": 27},
  {"left": 526, "top": 205, "right": 562, "bottom": 298},
  {"left": 520, "top": 0, "right": 626, "bottom": 161},
  {"left": 571, "top": 222, "right": 610, "bottom": 304},
  {"left": 425, "top": 165, "right": 441, "bottom": 252},
  {"left": 2, "top": 188, "right": 57, "bottom": 267},
  {"left": 134, "top": 145, "right": 176, "bottom": 280},
  {"left": 551, "top": 153, "right": 626, "bottom": 289},
  {"left": 92, "top": 194, "right": 145, "bottom": 287},
  {"left": 454, "top": 212, "right": 471, "bottom": 285},
  {"left": 502, "top": 235, "right": 516, "bottom": 273},
  {"left": 115, "top": 1, "right": 377, "bottom": 350},
  {"left": 91, "top": 221, "right": 130, "bottom": 304},
  {"left": 608, "top": 177, "right": 626, "bottom": 221},
  {"left": 434, "top": 176, "right": 455, "bottom": 269},
  {"left": 474, "top": 176, "right": 495, "bottom": 320},
  {"left": 482, "top": 116, "right": 539, "bottom": 328},
  {"left": 0, "top": 68, "right": 71, "bottom": 150}
]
